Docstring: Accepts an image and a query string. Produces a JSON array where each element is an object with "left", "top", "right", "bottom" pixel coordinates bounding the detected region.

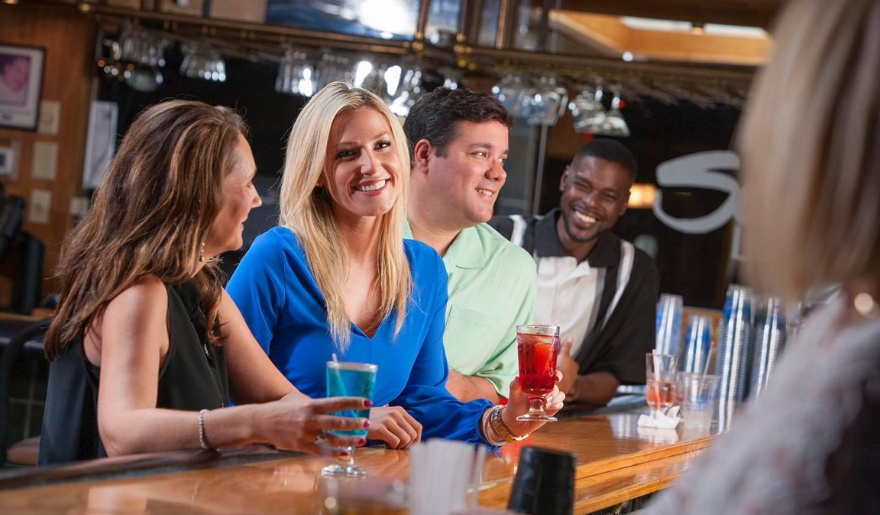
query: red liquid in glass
[
  {"left": 517, "top": 332, "right": 560, "bottom": 396},
  {"left": 646, "top": 379, "right": 677, "bottom": 410}
]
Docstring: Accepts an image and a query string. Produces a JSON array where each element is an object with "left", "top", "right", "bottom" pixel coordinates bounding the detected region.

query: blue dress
[{"left": 227, "top": 227, "right": 493, "bottom": 443}]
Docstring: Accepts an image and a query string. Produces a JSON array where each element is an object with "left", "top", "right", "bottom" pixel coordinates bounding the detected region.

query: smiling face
[
  {"left": 416, "top": 120, "right": 509, "bottom": 231},
  {"left": 558, "top": 155, "right": 632, "bottom": 247},
  {"left": 322, "top": 107, "right": 401, "bottom": 223},
  {"left": 205, "top": 133, "right": 262, "bottom": 256},
  {"left": 1, "top": 57, "right": 29, "bottom": 92}
]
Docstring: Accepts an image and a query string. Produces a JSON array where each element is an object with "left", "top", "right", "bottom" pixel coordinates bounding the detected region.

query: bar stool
[{"left": 0, "top": 318, "right": 51, "bottom": 467}]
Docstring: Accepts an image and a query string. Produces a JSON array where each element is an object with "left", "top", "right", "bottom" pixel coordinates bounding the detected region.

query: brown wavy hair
[{"left": 44, "top": 100, "right": 247, "bottom": 359}]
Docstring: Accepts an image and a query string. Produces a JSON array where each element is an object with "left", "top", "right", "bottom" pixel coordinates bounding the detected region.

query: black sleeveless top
[{"left": 38, "top": 281, "right": 229, "bottom": 465}]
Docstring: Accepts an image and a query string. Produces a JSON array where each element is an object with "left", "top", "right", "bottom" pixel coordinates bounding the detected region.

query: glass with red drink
[
  {"left": 516, "top": 324, "right": 560, "bottom": 422},
  {"left": 645, "top": 352, "right": 678, "bottom": 419}
]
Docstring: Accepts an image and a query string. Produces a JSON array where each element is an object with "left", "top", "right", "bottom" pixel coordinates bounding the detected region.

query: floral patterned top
[{"left": 648, "top": 294, "right": 880, "bottom": 514}]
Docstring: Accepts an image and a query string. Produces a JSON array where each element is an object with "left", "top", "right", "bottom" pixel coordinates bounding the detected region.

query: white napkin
[
  {"left": 637, "top": 406, "right": 681, "bottom": 429},
  {"left": 636, "top": 424, "right": 681, "bottom": 444}
]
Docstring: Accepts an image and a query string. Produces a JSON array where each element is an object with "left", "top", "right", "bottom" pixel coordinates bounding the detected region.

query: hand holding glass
[
  {"left": 646, "top": 353, "right": 678, "bottom": 419},
  {"left": 322, "top": 361, "right": 377, "bottom": 477},
  {"left": 516, "top": 325, "right": 560, "bottom": 422}
]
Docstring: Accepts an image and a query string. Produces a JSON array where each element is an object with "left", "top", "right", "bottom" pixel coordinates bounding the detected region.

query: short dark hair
[
  {"left": 0, "top": 54, "right": 29, "bottom": 71},
  {"left": 403, "top": 87, "right": 514, "bottom": 158},
  {"left": 574, "top": 139, "right": 638, "bottom": 179}
]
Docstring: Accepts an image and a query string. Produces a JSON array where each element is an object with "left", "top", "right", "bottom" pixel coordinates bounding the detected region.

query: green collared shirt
[{"left": 405, "top": 222, "right": 537, "bottom": 397}]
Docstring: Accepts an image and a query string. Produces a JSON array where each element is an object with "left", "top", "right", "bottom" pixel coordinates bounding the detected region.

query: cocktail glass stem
[
  {"left": 528, "top": 398, "right": 545, "bottom": 417},
  {"left": 517, "top": 396, "right": 557, "bottom": 422},
  {"left": 322, "top": 446, "right": 365, "bottom": 476},
  {"left": 334, "top": 447, "right": 357, "bottom": 471}
]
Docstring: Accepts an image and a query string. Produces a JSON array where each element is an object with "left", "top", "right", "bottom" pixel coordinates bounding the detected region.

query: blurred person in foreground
[
  {"left": 228, "top": 83, "right": 563, "bottom": 448},
  {"left": 649, "top": 0, "right": 880, "bottom": 511},
  {"left": 403, "top": 87, "right": 537, "bottom": 403},
  {"left": 490, "top": 139, "right": 658, "bottom": 409},
  {"left": 39, "top": 100, "right": 371, "bottom": 464}
]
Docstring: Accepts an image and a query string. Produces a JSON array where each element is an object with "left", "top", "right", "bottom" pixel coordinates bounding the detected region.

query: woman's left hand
[
  {"left": 367, "top": 406, "right": 422, "bottom": 449},
  {"left": 502, "top": 371, "right": 565, "bottom": 437}
]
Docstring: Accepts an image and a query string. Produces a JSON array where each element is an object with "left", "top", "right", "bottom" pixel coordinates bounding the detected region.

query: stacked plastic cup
[
  {"left": 656, "top": 294, "right": 684, "bottom": 358},
  {"left": 682, "top": 314, "right": 713, "bottom": 374},
  {"left": 749, "top": 296, "right": 786, "bottom": 400},
  {"left": 715, "top": 285, "right": 753, "bottom": 429}
]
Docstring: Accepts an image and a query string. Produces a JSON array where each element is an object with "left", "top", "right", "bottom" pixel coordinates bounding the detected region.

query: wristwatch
[{"left": 490, "top": 405, "right": 529, "bottom": 443}]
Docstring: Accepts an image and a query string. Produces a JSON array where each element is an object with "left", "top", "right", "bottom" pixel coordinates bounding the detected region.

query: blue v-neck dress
[{"left": 227, "top": 227, "right": 493, "bottom": 444}]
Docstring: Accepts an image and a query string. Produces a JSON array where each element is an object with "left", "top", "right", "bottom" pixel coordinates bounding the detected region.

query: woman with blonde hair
[
  {"left": 228, "top": 82, "right": 564, "bottom": 447},
  {"left": 648, "top": 0, "right": 880, "bottom": 511},
  {"left": 39, "top": 100, "right": 371, "bottom": 464}
]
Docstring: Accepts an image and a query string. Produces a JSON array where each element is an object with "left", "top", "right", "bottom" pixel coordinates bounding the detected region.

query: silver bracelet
[
  {"left": 481, "top": 406, "right": 506, "bottom": 446},
  {"left": 198, "top": 409, "right": 212, "bottom": 450}
]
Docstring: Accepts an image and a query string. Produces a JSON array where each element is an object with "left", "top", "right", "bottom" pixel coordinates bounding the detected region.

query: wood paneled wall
[{"left": 0, "top": 2, "right": 96, "bottom": 303}]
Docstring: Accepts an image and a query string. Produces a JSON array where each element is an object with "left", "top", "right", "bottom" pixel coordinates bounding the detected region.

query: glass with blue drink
[{"left": 322, "top": 361, "right": 377, "bottom": 477}]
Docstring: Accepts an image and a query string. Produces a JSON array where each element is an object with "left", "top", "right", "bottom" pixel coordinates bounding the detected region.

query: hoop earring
[{"left": 199, "top": 242, "right": 205, "bottom": 263}]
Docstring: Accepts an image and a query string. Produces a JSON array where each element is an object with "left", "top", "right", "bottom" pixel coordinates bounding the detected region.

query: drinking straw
[
  {"left": 651, "top": 350, "right": 661, "bottom": 419},
  {"left": 409, "top": 444, "right": 427, "bottom": 514},
  {"left": 328, "top": 354, "right": 360, "bottom": 421},
  {"left": 453, "top": 442, "right": 471, "bottom": 512},
  {"left": 701, "top": 349, "right": 714, "bottom": 378},
  {"left": 696, "top": 349, "right": 715, "bottom": 405},
  {"left": 428, "top": 441, "right": 443, "bottom": 514},
  {"left": 329, "top": 363, "right": 348, "bottom": 397},
  {"left": 469, "top": 445, "right": 486, "bottom": 508}
]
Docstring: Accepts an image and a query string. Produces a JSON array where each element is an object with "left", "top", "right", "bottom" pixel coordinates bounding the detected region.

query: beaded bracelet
[
  {"left": 490, "top": 405, "right": 529, "bottom": 443},
  {"left": 198, "top": 409, "right": 213, "bottom": 450}
]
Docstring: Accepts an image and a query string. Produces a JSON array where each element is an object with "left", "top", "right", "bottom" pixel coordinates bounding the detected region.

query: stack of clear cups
[
  {"left": 715, "top": 284, "right": 753, "bottom": 429},
  {"left": 655, "top": 293, "right": 684, "bottom": 359}
]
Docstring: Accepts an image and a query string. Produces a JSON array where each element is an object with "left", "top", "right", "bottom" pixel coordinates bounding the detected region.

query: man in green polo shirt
[{"left": 403, "top": 87, "right": 537, "bottom": 403}]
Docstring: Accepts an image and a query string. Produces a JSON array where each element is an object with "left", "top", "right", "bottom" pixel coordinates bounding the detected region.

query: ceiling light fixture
[{"left": 620, "top": 16, "right": 691, "bottom": 32}]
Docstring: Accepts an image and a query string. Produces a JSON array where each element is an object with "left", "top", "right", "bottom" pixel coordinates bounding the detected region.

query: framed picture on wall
[{"left": 0, "top": 44, "right": 46, "bottom": 131}]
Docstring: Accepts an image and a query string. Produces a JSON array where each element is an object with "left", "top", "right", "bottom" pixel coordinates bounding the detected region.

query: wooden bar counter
[{"left": 0, "top": 407, "right": 722, "bottom": 514}]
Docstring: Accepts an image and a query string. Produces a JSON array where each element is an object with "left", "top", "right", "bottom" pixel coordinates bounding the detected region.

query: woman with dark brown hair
[{"left": 38, "top": 100, "right": 370, "bottom": 465}]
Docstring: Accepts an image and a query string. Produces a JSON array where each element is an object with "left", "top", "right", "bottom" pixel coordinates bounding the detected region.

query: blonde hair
[
  {"left": 279, "top": 82, "right": 412, "bottom": 350},
  {"left": 740, "top": 0, "right": 880, "bottom": 300}
]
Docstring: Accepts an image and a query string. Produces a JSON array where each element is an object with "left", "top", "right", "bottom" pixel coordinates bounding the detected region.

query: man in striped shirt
[{"left": 489, "top": 139, "right": 658, "bottom": 408}]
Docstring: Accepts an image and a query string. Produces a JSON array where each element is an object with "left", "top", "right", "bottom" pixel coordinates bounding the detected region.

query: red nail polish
[
  {"left": 339, "top": 450, "right": 350, "bottom": 456},
  {"left": 358, "top": 438, "right": 366, "bottom": 445},
  {"left": 363, "top": 420, "right": 370, "bottom": 428},
  {"left": 364, "top": 400, "right": 373, "bottom": 407}
]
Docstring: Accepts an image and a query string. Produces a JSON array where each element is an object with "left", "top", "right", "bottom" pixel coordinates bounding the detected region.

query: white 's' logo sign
[{"left": 652, "top": 151, "right": 744, "bottom": 260}]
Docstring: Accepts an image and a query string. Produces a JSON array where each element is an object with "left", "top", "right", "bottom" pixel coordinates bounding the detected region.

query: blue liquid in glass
[{"left": 326, "top": 366, "right": 376, "bottom": 438}]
